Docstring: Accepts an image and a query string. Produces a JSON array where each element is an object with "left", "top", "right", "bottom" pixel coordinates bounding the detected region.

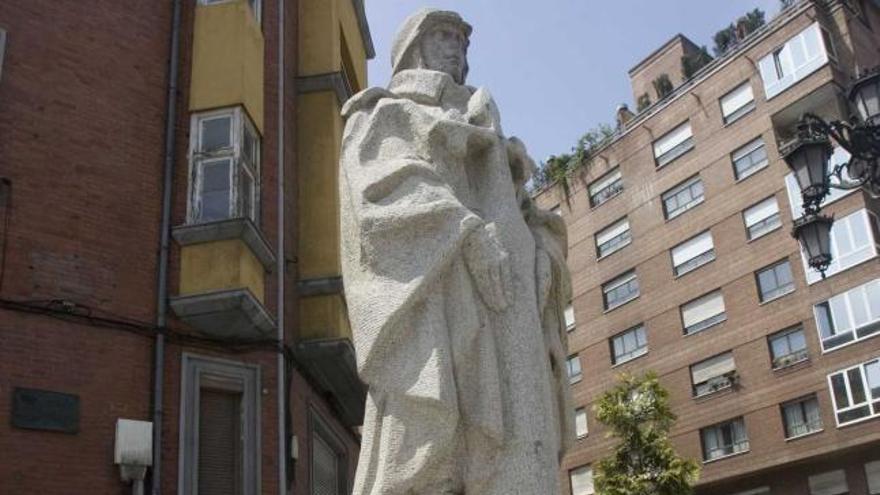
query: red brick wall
[{"left": 0, "top": 1, "right": 359, "bottom": 493}]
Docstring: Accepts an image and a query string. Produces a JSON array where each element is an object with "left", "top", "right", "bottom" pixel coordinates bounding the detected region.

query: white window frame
[
  {"left": 588, "top": 168, "right": 623, "bottom": 207},
  {"left": 755, "top": 258, "right": 795, "bottom": 303},
  {"left": 569, "top": 465, "right": 595, "bottom": 495},
  {"left": 602, "top": 270, "right": 640, "bottom": 311},
  {"left": 827, "top": 357, "right": 880, "bottom": 427},
  {"left": 662, "top": 175, "right": 704, "bottom": 220},
  {"left": 731, "top": 137, "right": 769, "bottom": 180},
  {"left": 671, "top": 230, "right": 715, "bottom": 276},
  {"left": 178, "top": 354, "right": 260, "bottom": 495},
  {"left": 200, "top": 0, "right": 262, "bottom": 26},
  {"left": 574, "top": 407, "right": 589, "bottom": 439},
  {"left": 814, "top": 278, "right": 880, "bottom": 352},
  {"left": 188, "top": 107, "right": 261, "bottom": 225},
  {"left": 653, "top": 121, "right": 694, "bottom": 167},
  {"left": 610, "top": 324, "right": 648, "bottom": 365},
  {"left": 801, "top": 209, "right": 879, "bottom": 284},
  {"left": 567, "top": 354, "right": 582, "bottom": 384},
  {"left": 758, "top": 22, "right": 830, "bottom": 99},
  {"left": 564, "top": 304, "right": 576, "bottom": 331},
  {"left": 743, "top": 196, "right": 782, "bottom": 240},
  {"left": 595, "top": 217, "right": 632, "bottom": 259},
  {"left": 681, "top": 290, "right": 727, "bottom": 335},
  {"left": 720, "top": 81, "right": 756, "bottom": 125}
]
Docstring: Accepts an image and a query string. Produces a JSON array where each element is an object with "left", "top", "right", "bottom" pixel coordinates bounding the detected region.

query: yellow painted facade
[
  {"left": 297, "top": 0, "right": 369, "bottom": 341},
  {"left": 298, "top": 294, "right": 352, "bottom": 341},
  {"left": 179, "top": 240, "right": 265, "bottom": 303},
  {"left": 189, "top": 0, "right": 265, "bottom": 132},
  {"left": 298, "top": 0, "right": 367, "bottom": 90}
]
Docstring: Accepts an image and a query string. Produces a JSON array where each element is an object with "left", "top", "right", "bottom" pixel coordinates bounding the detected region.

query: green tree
[{"left": 594, "top": 372, "right": 700, "bottom": 495}]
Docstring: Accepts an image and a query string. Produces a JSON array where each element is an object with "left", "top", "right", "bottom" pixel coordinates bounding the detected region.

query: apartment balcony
[{"left": 170, "top": 217, "right": 276, "bottom": 341}]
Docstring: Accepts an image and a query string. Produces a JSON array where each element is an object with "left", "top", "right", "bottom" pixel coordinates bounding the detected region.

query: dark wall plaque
[{"left": 12, "top": 387, "right": 80, "bottom": 434}]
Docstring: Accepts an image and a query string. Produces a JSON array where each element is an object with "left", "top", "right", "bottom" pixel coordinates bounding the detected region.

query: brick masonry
[
  {"left": 538, "top": 2, "right": 880, "bottom": 493},
  {"left": 0, "top": 1, "right": 359, "bottom": 494}
]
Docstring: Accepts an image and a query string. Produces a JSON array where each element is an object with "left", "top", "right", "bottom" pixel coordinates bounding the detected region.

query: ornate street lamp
[
  {"left": 780, "top": 68, "right": 880, "bottom": 277},
  {"left": 792, "top": 213, "right": 834, "bottom": 275}
]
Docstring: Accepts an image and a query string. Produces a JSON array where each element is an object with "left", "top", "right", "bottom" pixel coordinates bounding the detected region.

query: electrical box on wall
[{"left": 114, "top": 419, "right": 153, "bottom": 467}]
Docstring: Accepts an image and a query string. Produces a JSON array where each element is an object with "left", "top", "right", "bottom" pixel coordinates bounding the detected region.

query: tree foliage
[
  {"left": 652, "top": 74, "right": 674, "bottom": 100},
  {"left": 530, "top": 123, "right": 616, "bottom": 194},
  {"left": 594, "top": 373, "right": 700, "bottom": 495},
  {"left": 712, "top": 8, "right": 766, "bottom": 56},
  {"left": 681, "top": 46, "right": 713, "bottom": 81}
]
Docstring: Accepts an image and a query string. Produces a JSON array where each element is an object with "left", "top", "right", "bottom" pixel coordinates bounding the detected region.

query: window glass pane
[
  {"left": 865, "top": 361, "right": 880, "bottom": 399},
  {"left": 829, "top": 296, "right": 853, "bottom": 333},
  {"left": 240, "top": 167, "right": 254, "bottom": 221},
  {"left": 313, "top": 435, "right": 339, "bottom": 495},
  {"left": 831, "top": 373, "right": 849, "bottom": 408},
  {"left": 869, "top": 282, "right": 880, "bottom": 318},
  {"left": 816, "top": 302, "right": 835, "bottom": 339},
  {"left": 789, "top": 329, "right": 806, "bottom": 352},
  {"left": 575, "top": 408, "right": 588, "bottom": 438},
  {"left": 771, "top": 336, "right": 790, "bottom": 358},
  {"left": 201, "top": 116, "right": 232, "bottom": 152},
  {"left": 849, "top": 368, "right": 867, "bottom": 404},
  {"left": 199, "top": 159, "right": 232, "bottom": 222}
]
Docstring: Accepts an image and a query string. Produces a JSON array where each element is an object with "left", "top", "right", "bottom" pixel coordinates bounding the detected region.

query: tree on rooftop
[
  {"left": 594, "top": 372, "right": 700, "bottom": 495},
  {"left": 681, "top": 46, "right": 713, "bottom": 80},
  {"left": 713, "top": 8, "right": 766, "bottom": 55},
  {"left": 652, "top": 73, "right": 674, "bottom": 99}
]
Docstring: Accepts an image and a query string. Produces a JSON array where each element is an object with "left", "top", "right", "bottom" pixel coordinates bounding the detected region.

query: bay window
[
  {"left": 827, "top": 357, "right": 880, "bottom": 426},
  {"left": 189, "top": 107, "right": 261, "bottom": 225},
  {"left": 800, "top": 209, "right": 878, "bottom": 284},
  {"left": 758, "top": 22, "right": 831, "bottom": 99},
  {"left": 814, "top": 279, "right": 880, "bottom": 352}
]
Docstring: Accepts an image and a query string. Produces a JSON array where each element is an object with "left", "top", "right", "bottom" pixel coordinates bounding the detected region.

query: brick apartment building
[
  {"left": 0, "top": 1, "right": 372, "bottom": 494},
  {"left": 535, "top": 1, "right": 880, "bottom": 494}
]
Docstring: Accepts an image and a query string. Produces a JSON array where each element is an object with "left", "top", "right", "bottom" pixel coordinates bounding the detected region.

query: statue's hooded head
[{"left": 391, "top": 8, "right": 472, "bottom": 84}]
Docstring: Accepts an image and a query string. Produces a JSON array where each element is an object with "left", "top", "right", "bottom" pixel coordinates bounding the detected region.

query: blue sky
[{"left": 365, "top": 0, "right": 779, "bottom": 163}]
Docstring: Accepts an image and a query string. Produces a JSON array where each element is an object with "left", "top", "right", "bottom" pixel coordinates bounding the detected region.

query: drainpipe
[
  {"left": 153, "top": 0, "right": 182, "bottom": 493},
  {"left": 276, "top": 0, "right": 288, "bottom": 494}
]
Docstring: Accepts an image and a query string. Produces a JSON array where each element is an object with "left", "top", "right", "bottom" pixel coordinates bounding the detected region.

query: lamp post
[{"left": 780, "top": 67, "right": 880, "bottom": 277}]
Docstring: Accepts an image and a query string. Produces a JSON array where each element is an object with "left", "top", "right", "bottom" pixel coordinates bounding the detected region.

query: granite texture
[{"left": 339, "top": 9, "right": 573, "bottom": 494}]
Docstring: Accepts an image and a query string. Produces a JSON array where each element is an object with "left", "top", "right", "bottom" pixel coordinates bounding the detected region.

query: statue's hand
[{"left": 464, "top": 223, "right": 512, "bottom": 312}]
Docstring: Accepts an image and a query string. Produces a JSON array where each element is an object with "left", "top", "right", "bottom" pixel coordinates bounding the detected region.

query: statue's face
[{"left": 419, "top": 23, "right": 468, "bottom": 84}]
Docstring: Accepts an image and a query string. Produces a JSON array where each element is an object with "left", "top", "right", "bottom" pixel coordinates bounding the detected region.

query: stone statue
[{"left": 339, "top": 9, "right": 573, "bottom": 494}]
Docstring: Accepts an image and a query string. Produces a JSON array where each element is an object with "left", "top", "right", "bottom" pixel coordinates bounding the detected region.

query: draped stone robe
[{"left": 340, "top": 69, "right": 566, "bottom": 495}]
